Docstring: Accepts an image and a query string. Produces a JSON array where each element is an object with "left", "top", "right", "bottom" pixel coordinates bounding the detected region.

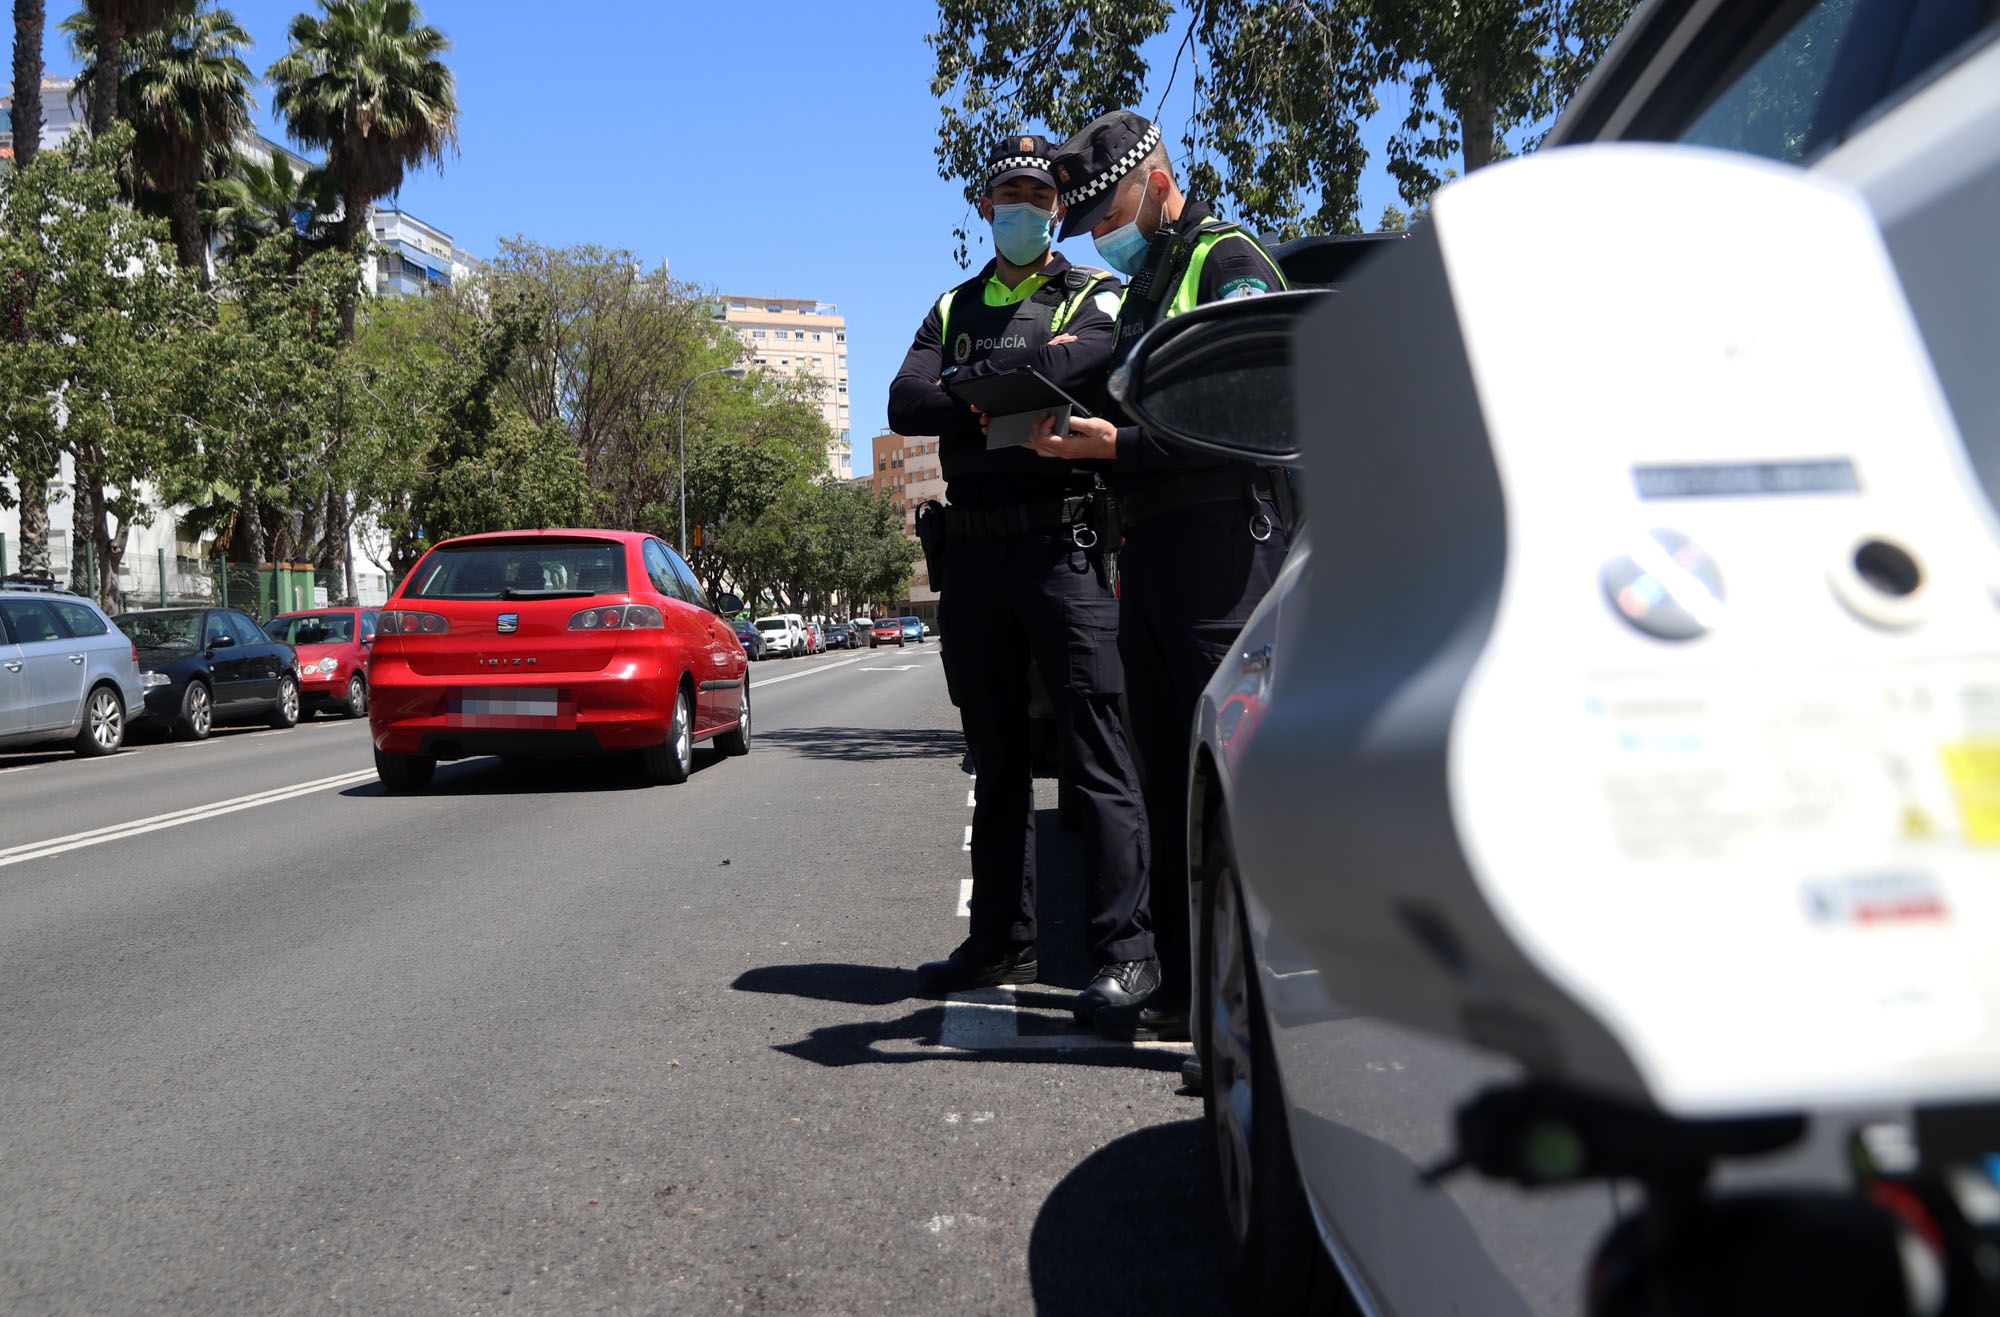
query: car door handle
[
  {"left": 1241, "top": 644, "right": 1273, "bottom": 675},
  {"left": 68, "top": 654, "right": 87, "bottom": 665},
  {"left": 3, "top": 661, "right": 21, "bottom": 673}
]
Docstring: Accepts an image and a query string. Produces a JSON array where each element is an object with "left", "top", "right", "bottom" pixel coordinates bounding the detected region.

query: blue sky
[{"left": 34, "top": 0, "right": 1410, "bottom": 469}]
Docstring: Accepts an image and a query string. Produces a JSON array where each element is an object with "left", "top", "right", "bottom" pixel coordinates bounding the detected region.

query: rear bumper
[{"left": 368, "top": 664, "right": 673, "bottom": 758}]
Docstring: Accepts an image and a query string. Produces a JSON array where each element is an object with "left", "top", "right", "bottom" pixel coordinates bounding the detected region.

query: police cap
[
  {"left": 985, "top": 135, "right": 1060, "bottom": 192},
  {"left": 1051, "top": 110, "right": 1163, "bottom": 240}
]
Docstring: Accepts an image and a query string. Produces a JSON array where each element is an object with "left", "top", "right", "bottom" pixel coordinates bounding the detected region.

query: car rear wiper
[{"left": 500, "top": 587, "right": 599, "bottom": 600}]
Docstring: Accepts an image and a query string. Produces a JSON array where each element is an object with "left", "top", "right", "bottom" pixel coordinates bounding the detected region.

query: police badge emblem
[
  {"left": 953, "top": 331, "right": 973, "bottom": 363},
  {"left": 1019, "top": 136, "right": 1034, "bottom": 153},
  {"left": 1057, "top": 165, "right": 1070, "bottom": 184}
]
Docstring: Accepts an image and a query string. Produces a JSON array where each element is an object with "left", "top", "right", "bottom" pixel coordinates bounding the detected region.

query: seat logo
[
  {"left": 478, "top": 656, "right": 537, "bottom": 667},
  {"left": 497, "top": 613, "right": 519, "bottom": 634}
]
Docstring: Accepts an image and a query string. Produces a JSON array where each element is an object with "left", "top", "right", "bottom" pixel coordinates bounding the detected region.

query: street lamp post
[{"left": 674, "top": 365, "right": 748, "bottom": 556}]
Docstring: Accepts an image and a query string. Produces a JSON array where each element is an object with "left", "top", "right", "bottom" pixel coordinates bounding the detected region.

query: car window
[
  {"left": 642, "top": 540, "right": 689, "bottom": 601},
  {"left": 204, "top": 613, "right": 233, "bottom": 647},
  {"left": 0, "top": 599, "right": 64, "bottom": 644},
  {"left": 1678, "top": 0, "right": 1867, "bottom": 162},
  {"left": 264, "top": 613, "right": 354, "bottom": 645},
  {"left": 118, "top": 612, "right": 201, "bottom": 650},
  {"left": 361, "top": 609, "right": 380, "bottom": 637},
  {"left": 406, "top": 540, "right": 629, "bottom": 600},
  {"left": 227, "top": 612, "right": 270, "bottom": 647},
  {"left": 50, "top": 601, "right": 109, "bottom": 638},
  {"left": 664, "top": 545, "right": 712, "bottom": 611}
]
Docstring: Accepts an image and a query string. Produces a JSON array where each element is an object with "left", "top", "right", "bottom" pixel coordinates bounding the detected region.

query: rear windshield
[
  {"left": 406, "top": 541, "right": 628, "bottom": 601},
  {"left": 264, "top": 613, "right": 355, "bottom": 645},
  {"left": 117, "top": 612, "right": 201, "bottom": 650}
]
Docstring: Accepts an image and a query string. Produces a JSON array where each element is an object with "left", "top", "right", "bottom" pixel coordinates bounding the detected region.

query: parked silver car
[
  {"left": 0, "top": 581, "right": 145, "bottom": 757},
  {"left": 1113, "top": 1, "right": 2000, "bottom": 1312}
]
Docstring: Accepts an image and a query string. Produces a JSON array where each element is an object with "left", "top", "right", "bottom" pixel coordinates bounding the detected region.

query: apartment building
[
  {"left": 722, "top": 296, "right": 851, "bottom": 480},
  {"left": 364, "top": 209, "right": 481, "bottom": 297},
  {"left": 869, "top": 431, "right": 943, "bottom": 603}
]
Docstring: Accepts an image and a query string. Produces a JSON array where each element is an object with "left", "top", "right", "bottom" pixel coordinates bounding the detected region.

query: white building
[{"left": 721, "top": 296, "right": 852, "bottom": 480}]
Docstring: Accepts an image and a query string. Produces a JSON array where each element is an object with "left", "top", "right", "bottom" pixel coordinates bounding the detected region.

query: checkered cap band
[
  {"left": 987, "top": 155, "right": 1053, "bottom": 179},
  {"left": 1059, "top": 122, "right": 1162, "bottom": 208}
]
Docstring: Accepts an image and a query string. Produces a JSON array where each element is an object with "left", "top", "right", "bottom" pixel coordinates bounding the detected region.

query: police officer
[
  {"left": 1030, "top": 111, "right": 1291, "bottom": 1041},
  {"left": 889, "top": 136, "right": 1156, "bottom": 1011}
]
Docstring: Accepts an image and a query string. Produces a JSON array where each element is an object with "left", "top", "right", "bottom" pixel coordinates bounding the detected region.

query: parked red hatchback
[
  {"left": 264, "top": 607, "right": 381, "bottom": 718},
  {"left": 367, "top": 531, "right": 750, "bottom": 790}
]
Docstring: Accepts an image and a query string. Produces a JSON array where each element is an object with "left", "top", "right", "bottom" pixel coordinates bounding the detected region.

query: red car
[
  {"left": 367, "top": 530, "right": 751, "bottom": 790},
  {"left": 264, "top": 607, "right": 381, "bottom": 718},
  {"left": 872, "top": 617, "right": 904, "bottom": 647}
]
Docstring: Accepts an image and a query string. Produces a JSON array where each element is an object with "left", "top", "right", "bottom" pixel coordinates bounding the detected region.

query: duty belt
[
  {"left": 944, "top": 495, "right": 1096, "bottom": 540},
  {"left": 1116, "top": 470, "right": 1258, "bottom": 527}
]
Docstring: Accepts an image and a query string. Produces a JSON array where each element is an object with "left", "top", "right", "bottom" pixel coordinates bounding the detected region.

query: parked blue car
[{"left": 732, "top": 620, "right": 766, "bottom": 661}]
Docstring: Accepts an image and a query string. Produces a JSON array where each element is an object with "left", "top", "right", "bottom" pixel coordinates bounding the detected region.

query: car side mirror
[
  {"left": 715, "top": 592, "right": 744, "bottom": 615},
  {"left": 1109, "top": 290, "right": 1326, "bottom": 466},
  {"left": 360, "top": 633, "right": 375, "bottom": 645},
  {"left": 208, "top": 633, "right": 235, "bottom": 650}
]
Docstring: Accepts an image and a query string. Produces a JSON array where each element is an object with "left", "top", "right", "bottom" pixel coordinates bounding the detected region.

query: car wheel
[
  {"left": 1201, "top": 816, "right": 1348, "bottom": 1315},
  {"left": 375, "top": 747, "right": 435, "bottom": 791},
  {"left": 345, "top": 673, "right": 368, "bottom": 718},
  {"left": 268, "top": 675, "right": 301, "bottom": 729},
  {"left": 73, "top": 684, "right": 125, "bottom": 757},
  {"left": 715, "top": 683, "right": 751, "bottom": 757},
  {"left": 174, "top": 681, "right": 213, "bottom": 741},
  {"left": 639, "top": 686, "right": 693, "bottom": 784}
]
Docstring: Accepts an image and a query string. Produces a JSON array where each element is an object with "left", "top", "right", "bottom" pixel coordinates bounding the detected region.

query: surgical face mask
[
  {"left": 990, "top": 201, "right": 1056, "bottom": 265},
  {"left": 1092, "top": 184, "right": 1160, "bottom": 275}
]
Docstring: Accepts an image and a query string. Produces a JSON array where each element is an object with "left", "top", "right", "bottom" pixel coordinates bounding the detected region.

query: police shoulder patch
[
  {"left": 1218, "top": 276, "right": 1270, "bottom": 300},
  {"left": 1091, "top": 289, "right": 1122, "bottom": 317}
]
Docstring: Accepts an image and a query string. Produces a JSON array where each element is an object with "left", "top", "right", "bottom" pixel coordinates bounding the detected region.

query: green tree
[
  {"left": 928, "top": 0, "right": 1635, "bottom": 243},
  {"left": 267, "top": 0, "right": 457, "bottom": 260},
  {"left": 9, "top": 0, "right": 51, "bottom": 577},
  {"left": 202, "top": 145, "right": 338, "bottom": 261},
  {"left": 0, "top": 126, "right": 211, "bottom": 604},
  {"left": 77, "top": 0, "right": 191, "bottom": 134}
]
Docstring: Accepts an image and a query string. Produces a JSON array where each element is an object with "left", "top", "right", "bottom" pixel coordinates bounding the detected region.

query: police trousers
[
  {"left": 1118, "top": 498, "right": 1289, "bottom": 998},
  {"left": 938, "top": 529, "right": 1153, "bottom": 963}
]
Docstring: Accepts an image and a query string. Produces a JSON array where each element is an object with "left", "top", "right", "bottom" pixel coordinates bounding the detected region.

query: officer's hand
[
  {"left": 1028, "top": 413, "right": 1118, "bottom": 461},
  {"left": 1048, "top": 333, "right": 1079, "bottom": 347}
]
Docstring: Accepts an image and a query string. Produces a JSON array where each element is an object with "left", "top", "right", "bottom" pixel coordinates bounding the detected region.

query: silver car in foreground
[
  {"left": 0, "top": 582, "right": 145, "bottom": 758},
  {"left": 1113, "top": 1, "right": 2000, "bottom": 1312}
]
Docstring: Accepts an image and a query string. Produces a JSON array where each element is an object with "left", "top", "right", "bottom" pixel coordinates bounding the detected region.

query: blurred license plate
[{"left": 448, "top": 687, "right": 568, "bottom": 725}]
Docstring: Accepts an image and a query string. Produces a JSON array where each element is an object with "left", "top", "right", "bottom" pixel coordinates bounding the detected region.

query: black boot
[
  {"left": 1072, "top": 957, "right": 1161, "bottom": 1025},
  {"left": 915, "top": 938, "right": 1038, "bottom": 994},
  {"left": 1096, "top": 987, "right": 1190, "bottom": 1042}
]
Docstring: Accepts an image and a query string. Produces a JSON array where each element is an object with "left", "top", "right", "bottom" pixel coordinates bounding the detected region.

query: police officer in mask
[
  {"left": 889, "top": 136, "right": 1156, "bottom": 1015},
  {"left": 1028, "top": 111, "right": 1291, "bottom": 1042}
]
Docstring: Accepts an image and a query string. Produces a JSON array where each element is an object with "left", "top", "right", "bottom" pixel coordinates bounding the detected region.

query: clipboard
[{"left": 946, "top": 368, "right": 1093, "bottom": 450}]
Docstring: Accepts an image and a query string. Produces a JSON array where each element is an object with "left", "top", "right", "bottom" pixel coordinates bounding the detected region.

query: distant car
[
  {"left": 263, "top": 608, "right": 380, "bottom": 718},
  {"left": 367, "top": 530, "right": 750, "bottom": 789},
  {"left": 872, "top": 618, "right": 904, "bottom": 647},
  {"left": 0, "top": 582, "right": 145, "bottom": 758},
  {"left": 803, "top": 621, "right": 823, "bottom": 654},
  {"left": 733, "top": 620, "right": 766, "bottom": 660},
  {"left": 115, "top": 607, "right": 300, "bottom": 740},
  {"left": 825, "top": 622, "right": 853, "bottom": 650},
  {"left": 900, "top": 615, "right": 924, "bottom": 643},
  {"left": 754, "top": 615, "right": 804, "bottom": 658}
]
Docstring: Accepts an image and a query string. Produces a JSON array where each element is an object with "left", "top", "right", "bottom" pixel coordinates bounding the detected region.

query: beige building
[
  {"left": 869, "top": 431, "right": 944, "bottom": 602},
  {"left": 722, "top": 296, "right": 852, "bottom": 479}
]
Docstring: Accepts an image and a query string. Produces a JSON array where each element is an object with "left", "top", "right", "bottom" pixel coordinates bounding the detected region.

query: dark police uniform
[
  {"left": 1051, "top": 111, "right": 1292, "bottom": 1037},
  {"left": 888, "top": 137, "right": 1151, "bottom": 991}
]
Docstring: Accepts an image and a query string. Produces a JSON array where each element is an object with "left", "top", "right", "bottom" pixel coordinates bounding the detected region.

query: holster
[{"left": 915, "top": 499, "right": 949, "bottom": 592}]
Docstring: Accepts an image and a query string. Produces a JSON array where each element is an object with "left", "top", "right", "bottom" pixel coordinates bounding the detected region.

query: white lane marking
[
  {"left": 0, "top": 722, "right": 370, "bottom": 774},
  {"left": 961, "top": 825, "right": 973, "bottom": 852},
  {"left": 749, "top": 650, "right": 922, "bottom": 689},
  {"left": 0, "top": 768, "right": 377, "bottom": 869},
  {"left": 965, "top": 788, "right": 976, "bottom": 808},
  {"left": 860, "top": 665, "right": 917, "bottom": 672},
  {"left": 934, "top": 986, "right": 1187, "bottom": 1053},
  {"left": 956, "top": 878, "right": 973, "bottom": 918}
]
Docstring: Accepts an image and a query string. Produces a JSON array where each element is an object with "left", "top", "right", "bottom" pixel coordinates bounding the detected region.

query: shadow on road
[
  {"left": 759, "top": 1002, "right": 1186, "bottom": 1073},
  {"left": 338, "top": 747, "right": 727, "bottom": 798},
  {"left": 756, "top": 726, "right": 965, "bottom": 762},
  {"left": 1029, "top": 1119, "right": 1231, "bottom": 1315}
]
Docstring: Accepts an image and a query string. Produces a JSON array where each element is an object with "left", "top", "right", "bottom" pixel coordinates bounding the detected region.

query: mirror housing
[
  {"left": 715, "top": 592, "right": 744, "bottom": 616},
  {"left": 1109, "top": 291, "right": 1326, "bottom": 466},
  {"left": 207, "top": 633, "right": 236, "bottom": 651}
]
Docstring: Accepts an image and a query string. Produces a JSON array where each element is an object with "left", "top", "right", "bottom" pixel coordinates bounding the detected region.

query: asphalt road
[{"left": 0, "top": 643, "right": 1228, "bottom": 1315}]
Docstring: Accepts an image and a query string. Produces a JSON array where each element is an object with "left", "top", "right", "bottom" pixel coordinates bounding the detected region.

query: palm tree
[
  {"left": 79, "top": 0, "right": 192, "bottom": 135},
  {"left": 63, "top": 4, "right": 251, "bottom": 279},
  {"left": 267, "top": 0, "right": 456, "bottom": 258},
  {"left": 202, "top": 145, "right": 338, "bottom": 261},
  {"left": 10, "top": 0, "right": 51, "bottom": 579}
]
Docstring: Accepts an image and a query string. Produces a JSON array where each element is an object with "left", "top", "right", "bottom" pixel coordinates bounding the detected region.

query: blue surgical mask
[
  {"left": 990, "top": 202, "right": 1055, "bottom": 265},
  {"left": 1092, "top": 187, "right": 1160, "bottom": 275}
]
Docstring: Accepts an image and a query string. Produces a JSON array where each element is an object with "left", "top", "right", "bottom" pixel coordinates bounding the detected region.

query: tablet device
[{"left": 946, "top": 368, "right": 1092, "bottom": 449}]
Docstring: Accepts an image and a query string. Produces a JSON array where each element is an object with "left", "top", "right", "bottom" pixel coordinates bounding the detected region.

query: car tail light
[
  {"left": 376, "top": 610, "right": 451, "bottom": 635},
  {"left": 567, "top": 605, "right": 664, "bottom": 631}
]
